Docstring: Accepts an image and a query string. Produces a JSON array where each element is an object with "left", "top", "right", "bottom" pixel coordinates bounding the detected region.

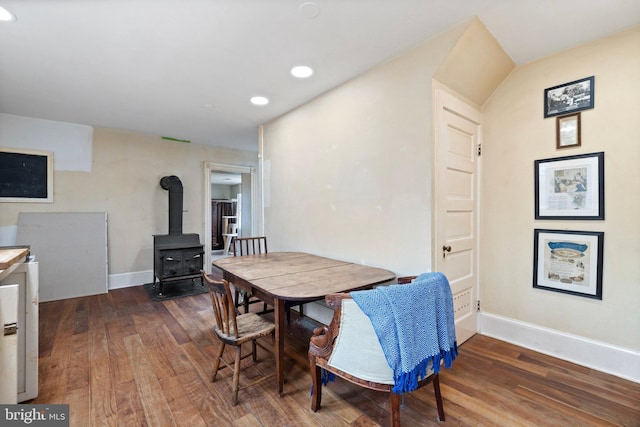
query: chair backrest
[
  {"left": 202, "top": 272, "right": 238, "bottom": 338},
  {"left": 234, "top": 236, "right": 268, "bottom": 256}
]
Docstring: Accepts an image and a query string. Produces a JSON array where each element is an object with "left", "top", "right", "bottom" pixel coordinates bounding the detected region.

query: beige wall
[
  {"left": 0, "top": 127, "right": 257, "bottom": 276},
  {"left": 262, "top": 23, "right": 466, "bottom": 275},
  {"left": 262, "top": 19, "right": 640, "bottom": 358},
  {"left": 481, "top": 26, "right": 640, "bottom": 351},
  {"left": 435, "top": 18, "right": 514, "bottom": 107},
  {"left": 262, "top": 19, "right": 512, "bottom": 275}
]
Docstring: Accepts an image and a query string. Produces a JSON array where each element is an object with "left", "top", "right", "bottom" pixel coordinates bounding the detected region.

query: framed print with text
[
  {"left": 556, "top": 112, "right": 581, "bottom": 149},
  {"left": 535, "top": 152, "right": 604, "bottom": 220},
  {"left": 533, "top": 229, "right": 603, "bottom": 300}
]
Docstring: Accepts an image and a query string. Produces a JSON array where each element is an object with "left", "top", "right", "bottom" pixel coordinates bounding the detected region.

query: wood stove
[{"left": 153, "top": 175, "right": 204, "bottom": 295}]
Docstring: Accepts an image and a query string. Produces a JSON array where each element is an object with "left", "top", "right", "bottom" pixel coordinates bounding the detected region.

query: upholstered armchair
[{"left": 309, "top": 273, "right": 457, "bottom": 426}]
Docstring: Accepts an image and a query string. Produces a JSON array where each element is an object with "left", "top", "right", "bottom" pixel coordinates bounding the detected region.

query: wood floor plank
[
  {"left": 157, "top": 374, "right": 207, "bottom": 427},
  {"left": 89, "top": 356, "right": 117, "bottom": 427},
  {"left": 114, "top": 379, "right": 148, "bottom": 427},
  {"left": 123, "top": 334, "right": 177, "bottom": 426},
  {"left": 104, "top": 320, "right": 134, "bottom": 385},
  {"left": 169, "top": 360, "right": 231, "bottom": 426},
  {"left": 439, "top": 382, "right": 534, "bottom": 427},
  {"left": 151, "top": 302, "right": 192, "bottom": 345},
  {"left": 87, "top": 297, "right": 110, "bottom": 362},
  {"left": 66, "top": 347, "right": 90, "bottom": 393},
  {"left": 513, "top": 385, "right": 620, "bottom": 427},
  {"left": 31, "top": 286, "right": 640, "bottom": 426},
  {"left": 66, "top": 386, "right": 92, "bottom": 427}
]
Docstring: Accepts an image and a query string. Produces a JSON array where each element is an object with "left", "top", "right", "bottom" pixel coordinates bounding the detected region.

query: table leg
[{"left": 274, "top": 297, "right": 285, "bottom": 396}]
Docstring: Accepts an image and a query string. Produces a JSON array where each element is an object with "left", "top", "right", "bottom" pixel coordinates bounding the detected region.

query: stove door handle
[
  {"left": 193, "top": 254, "right": 201, "bottom": 258},
  {"left": 165, "top": 257, "right": 174, "bottom": 261}
]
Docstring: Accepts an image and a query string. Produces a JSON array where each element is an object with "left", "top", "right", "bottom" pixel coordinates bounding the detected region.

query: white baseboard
[
  {"left": 108, "top": 270, "right": 154, "bottom": 290},
  {"left": 303, "top": 300, "right": 333, "bottom": 325},
  {"left": 479, "top": 312, "right": 640, "bottom": 384}
]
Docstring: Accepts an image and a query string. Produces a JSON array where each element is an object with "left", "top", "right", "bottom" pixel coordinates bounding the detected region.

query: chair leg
[
  {"left": 433, "top": 375, "right": 445, "bottom": 421},
  {"left": 252, "top": 340, "right": 257, "bottom": 362},
  {"left": 389, "top": 392, "right": 401, "bottom": 427},
  {"left": 232, "top": 345, "right": 242, "bottom": 405},
  {"left": 310, "top": 359, "right": 323, "bottom": 412},
  {"left": 234, "top": 288, "right": 250, "bottom": 313},
  {"left": 212, "top": 342, "right": 225, "bottom": 382}
]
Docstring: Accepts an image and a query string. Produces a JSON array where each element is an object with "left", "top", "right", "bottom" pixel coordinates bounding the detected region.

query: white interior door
[
  {"left": 433, "top": 86, "right": 481, "bottom": 345},
  {"left": 0, "top": 283, "right": 19, "bottom": 404}
]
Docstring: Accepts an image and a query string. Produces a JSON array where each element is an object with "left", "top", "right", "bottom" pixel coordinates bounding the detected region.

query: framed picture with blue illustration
[{"left": 533, "top": 229, "right": 604, "bottom": 300}]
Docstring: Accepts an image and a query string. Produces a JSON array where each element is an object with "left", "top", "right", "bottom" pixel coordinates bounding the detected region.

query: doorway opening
[{"left": 203, "top": 162, "right": 257, "bottom": 272}]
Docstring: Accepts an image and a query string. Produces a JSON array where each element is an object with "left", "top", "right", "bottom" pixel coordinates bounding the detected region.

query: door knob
[{"left": 443, "top": 245, "right": 452, "bottom": 252}]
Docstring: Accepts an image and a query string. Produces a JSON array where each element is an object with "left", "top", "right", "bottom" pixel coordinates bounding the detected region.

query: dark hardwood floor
[{"left": 30, "top": 278, "right": 640, "bottom": 426}]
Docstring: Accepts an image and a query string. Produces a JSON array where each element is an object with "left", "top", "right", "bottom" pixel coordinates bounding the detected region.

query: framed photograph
[
  {"left": 556, "top": 112, "right": 581, "bottom": 149},
  {"left": 0, "top": 147, "right": 53, "bottom": 203},
  {"left": 544, "top": 76, "right": 594, "bottom": 118},
  {"left": 533, "top": 229, "right": 603, "bottom": 300},
  {"left": 535, "top": 152, "right": 604, "bottom": 220}
]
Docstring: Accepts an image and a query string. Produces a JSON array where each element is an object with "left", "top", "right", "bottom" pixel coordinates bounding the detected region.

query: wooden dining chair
[
  {"left": 202, "top": 271, "right": 276, "bottom": 405},
  {"left": 232, "top": 236, "right": 303, "bottom": 323},
  {"left": 233, "top": 236, "right": 270, "bottom": 314}
]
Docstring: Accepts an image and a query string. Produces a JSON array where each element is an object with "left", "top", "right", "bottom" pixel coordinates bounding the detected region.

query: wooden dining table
[{"left": 213, "top": 251, "right": 395, "bottom": 396}]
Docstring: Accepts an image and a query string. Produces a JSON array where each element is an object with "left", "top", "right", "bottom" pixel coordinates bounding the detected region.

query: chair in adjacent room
[
  {"left": 222, "top": 221, "right": 238, "bottom": 256},
  {"left": 308, "top": 273, "right": 457, "bottom": 426},
  {"left": 232, "top": 236, "right": 303, "bottom": 323},
  {"left": 202, "top": 271, "right": 276, "bottom": 405}
]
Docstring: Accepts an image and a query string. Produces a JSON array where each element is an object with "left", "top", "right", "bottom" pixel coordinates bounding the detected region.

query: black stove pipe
[{"left": 160, "top": 175, "right": 183, "bottom": 235}]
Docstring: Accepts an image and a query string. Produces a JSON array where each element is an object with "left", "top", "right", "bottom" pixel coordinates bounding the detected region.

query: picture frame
[
  {"left": 556, "top": 112, "right": 581, "bottom": 149},
  {"left": 0, "top": 147, "right": 54, "bottom": 203},
  {"left": 533, "top": 229, "right": 604, "bottom": 300},
  {"left": 535, "top": 152, "right": 604, "bottom": 220},
  {"left": 544, "top": 76, "right": 594, "bottom": 118}
]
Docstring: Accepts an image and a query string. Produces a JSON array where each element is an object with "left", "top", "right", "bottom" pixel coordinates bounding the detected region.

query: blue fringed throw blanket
[{"left": 351, "top": 272, "right": 458, "bottom": 394}]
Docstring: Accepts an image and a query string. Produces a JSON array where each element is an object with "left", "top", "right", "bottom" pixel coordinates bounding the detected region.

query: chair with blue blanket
[{"left": 308, "top": 273, "right": 457, "bottom": 426}]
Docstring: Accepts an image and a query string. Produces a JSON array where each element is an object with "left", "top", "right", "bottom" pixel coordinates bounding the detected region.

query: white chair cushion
[{"left": 328, "top": 299, "right": 394, "bottom": 384}]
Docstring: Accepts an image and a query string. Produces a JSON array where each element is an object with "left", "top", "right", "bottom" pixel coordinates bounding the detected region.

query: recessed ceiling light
[
  {"left": 298, "top": 2, "right": 321, "bottom": 19},
  {"left": 250, "top": 96, "right": 269, "bottom": 106},
  {"left": 0, "top": 6, "right": 16, "bottom": 22},
  {"left": 291, "top": 65, "right": 313, "bottom": 78}
]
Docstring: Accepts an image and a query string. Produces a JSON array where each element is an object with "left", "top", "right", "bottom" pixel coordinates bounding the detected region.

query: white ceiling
[
  {"left": 211, "top": 172, "right": 241, "bottom": 186},
  {"left": 1, "top": 1, "right": 638, "bottom": 152}
]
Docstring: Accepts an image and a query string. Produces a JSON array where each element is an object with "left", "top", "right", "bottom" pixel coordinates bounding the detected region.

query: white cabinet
[
  {"left": 0, "top": 261, "right": 39, "bottom": 402},
  {"left": 0, "top": 283, "right": 18, "bottom": 404}
]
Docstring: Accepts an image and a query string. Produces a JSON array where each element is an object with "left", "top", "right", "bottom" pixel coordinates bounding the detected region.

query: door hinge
[
  {"left": 476, "top": 300, "right": 480, "bottom": 312},
  {"left": 4, "top": 322, "right": 17, "bottom": 336},
  {"left": 477, "top": 144, "right": 482, "bottom": 157}
]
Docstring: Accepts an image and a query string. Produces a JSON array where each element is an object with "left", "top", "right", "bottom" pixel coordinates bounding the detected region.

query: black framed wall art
[
  {"left": 533, "top": 229, "right": 604, "bottom": 300},
  {"left": 544, "top": 76, "right": 594, "bottom": 118},
  {"left": 0, "top": 147, "right": 53, "bottom": 203},
  {"left": 535, "top": 152, "right": 604, "bottom": 220}
]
